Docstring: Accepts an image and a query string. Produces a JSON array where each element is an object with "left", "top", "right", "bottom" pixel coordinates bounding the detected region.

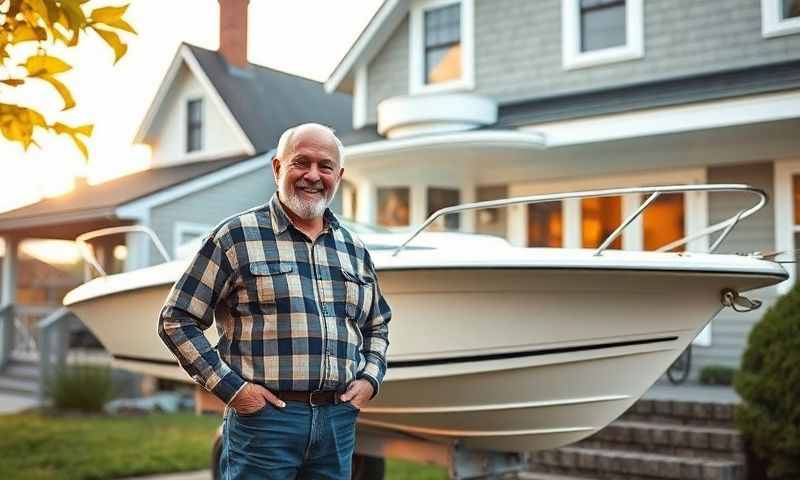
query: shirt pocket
[
  {"left": 338, "top": 268, "right": 374, "bottom": 324},
  {"left": 247, "top": 261, "right": 294, "bottom": 304}
]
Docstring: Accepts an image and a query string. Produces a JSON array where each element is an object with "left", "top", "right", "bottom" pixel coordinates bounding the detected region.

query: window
[
  {"left": 424, "top": 4, "right": 462, "bottom": 84},
  {"left": 186, "top": 99, "right": 203, "bottom": 152},
  {"left": 427, "top": 187, "right": 460, "bottom": 231},
  {"left": 582, "top": 196, "right": 622, "bottom": 248},
  {"left": 580, "top": 0, "right": 626, "bottom": 51},
  {"left": 562, "top": 0, "right": 643, "bottom": 70},
  {"left": 643, "top": 194, "right": 685, "bottom": 251},
  {"left": 775, "top": 160, "right": 800, "bottom": 293},
  {"left": 528, "top": 203, "right": 563, "bottom": 247},
  {"left": 476, "top": 185, "right": 508, "bottom": 238},
  {"left": 409, "top": 0, "right": 474, "bottom": 94},
  {"left": 377, "top": 187, "right": 410, "bottom": 227},
  {"left": 762, "top": 0, "right": 800, "bottom": 37}
]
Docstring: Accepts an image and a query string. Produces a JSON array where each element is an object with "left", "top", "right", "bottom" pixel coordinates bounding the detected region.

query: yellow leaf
[
  {"left": 0, "top": 79, "right": 25, "bottom": 86},
  {"left": 53, "top": 121, "right": 92, "bottom": 159},
  {"left": 38, "top": 74, "right": 75, "bottom": 110},
  {"left": 90, "top": 5, "right": 128, "bottom": 24},
  {"left": 105, "top": 17, "right": 136, "bottom": 34},
  {"left": 11, "top": 24, "right": 40, "bottom": 44},
  {"left": 26, "top": 0, "right": 51, "bottom": 22},
  {"left": 21, "top": 54, "right": 72, "bottom": 76},
  {"left": 93, "top": 28, "right": 127, "bottom": 64}
]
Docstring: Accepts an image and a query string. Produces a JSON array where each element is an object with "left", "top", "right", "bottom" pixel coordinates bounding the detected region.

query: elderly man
[{"left": 157, "top": 123, "right": 391, "bottom": 479}]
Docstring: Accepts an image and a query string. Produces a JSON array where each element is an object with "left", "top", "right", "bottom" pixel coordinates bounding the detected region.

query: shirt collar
[{"left": 269, "top": 192, "right": 340, "bottom": 235}]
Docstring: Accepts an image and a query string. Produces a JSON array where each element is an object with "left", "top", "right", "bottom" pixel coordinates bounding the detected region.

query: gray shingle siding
[
  {"left": 365, "top": 0, "right": 800, "bottom": 114},
  {"left": 148, "top": 169, "right": 275, "bottom": 264},
  {"left": 692, "top": 161, "right": 779, "bottom": 372},
  {"left": 367, "top": 17, "right": 410, "bottom": 125}
]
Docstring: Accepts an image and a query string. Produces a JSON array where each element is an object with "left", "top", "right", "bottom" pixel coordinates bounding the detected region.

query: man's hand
[
  {"left": 339, "top": 379, "right": 374, "bottom": 410},
  {"left": 229, "top": 382, "right": 285, "bottom": 415}
]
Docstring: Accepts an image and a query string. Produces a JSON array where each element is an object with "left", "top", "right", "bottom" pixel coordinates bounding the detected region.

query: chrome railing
[
  {"left": 76, "top": 225, "right": 171, "bottom": 277},
  {"left": 392, "top": 184, "right": 767, "bottom": 257}
]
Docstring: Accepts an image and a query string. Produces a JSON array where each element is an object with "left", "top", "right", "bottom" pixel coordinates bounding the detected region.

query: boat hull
[{"left": 65, "top": 255, "right": 785, "bottom": 452}]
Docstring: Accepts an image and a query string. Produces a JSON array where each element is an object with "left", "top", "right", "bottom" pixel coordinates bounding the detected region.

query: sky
[
  {"left": 0, "top": 0, "right": 382, "bottom": 263},
  {"left": 0, "top": 0, "right": 382, "bottom": 213}
]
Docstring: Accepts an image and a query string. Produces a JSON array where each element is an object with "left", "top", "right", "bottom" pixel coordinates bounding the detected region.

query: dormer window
[
  {"left": 762, "top": 0, "right": 800, "bottom": 37},
  {"left": 562, "top": 0, "right": 643, "bottom": 70},
  {"left": 186, "top": 98, "right": 203, "bottom": 153},
  {"left": 424, "top": 4, "right": 461, "bottom": 85},
  {"left": 410, "top": 0, "right": 474, "bottom": 94}
]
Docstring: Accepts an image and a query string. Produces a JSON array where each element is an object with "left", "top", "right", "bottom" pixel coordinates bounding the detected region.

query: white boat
[{"left": 62, "top": 185, "right": 787, "bottom": 453}]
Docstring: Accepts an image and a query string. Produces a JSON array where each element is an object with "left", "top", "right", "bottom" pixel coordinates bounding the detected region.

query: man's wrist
[{"left": 356, "top": 373, "right": 379, "bottom": 399}]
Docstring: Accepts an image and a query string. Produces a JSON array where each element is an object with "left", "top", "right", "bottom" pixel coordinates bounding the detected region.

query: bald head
[
  {"left": 276, "top": 123, "right": 345, "bottom": 167},
  {"left": 272, "top": 123, "right": 345, "bottom": 221}
]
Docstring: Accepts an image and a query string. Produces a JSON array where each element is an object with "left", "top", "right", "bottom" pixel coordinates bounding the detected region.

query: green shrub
[
  {"left": 699, "top": 365, "right": 736, "bottom": 386},
  {"left": 46, "top": 363, "right": 113, "bottom": 413},
  {"left": 734, "top": 284, "right": 800, "bottom": 479}
]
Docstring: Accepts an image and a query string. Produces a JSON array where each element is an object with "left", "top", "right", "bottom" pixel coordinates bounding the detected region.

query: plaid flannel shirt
[{"left": 157, "top": 194, "right": 391, "bottom": 404}]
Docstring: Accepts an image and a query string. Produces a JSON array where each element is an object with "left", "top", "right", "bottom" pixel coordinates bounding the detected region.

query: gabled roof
[
  {"left": 0, "top": 153, "right": 252, "bottom": 234},
  {"left": 135, "top": 43, "right": 354, "bottom": 153},
  {"left": 325, "top": 0, "right": 407, "bottom": 94}
]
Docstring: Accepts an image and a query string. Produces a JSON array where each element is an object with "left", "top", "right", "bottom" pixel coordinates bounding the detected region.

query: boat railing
[
  {"left": 392, "top": 184, "right": 767, "bottom": 257},
  {"left": 76, "top": 225, "right": 172, "bottom": 277}
]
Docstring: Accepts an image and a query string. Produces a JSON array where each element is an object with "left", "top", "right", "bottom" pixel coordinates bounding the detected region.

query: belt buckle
[{"left": 308, "top": 390, "right": 323, "bottom": 407}]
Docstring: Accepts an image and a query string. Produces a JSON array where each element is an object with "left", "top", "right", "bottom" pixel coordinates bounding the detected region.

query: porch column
[{"left": 1, "top": 235, "right": 19, "bottom": 367}]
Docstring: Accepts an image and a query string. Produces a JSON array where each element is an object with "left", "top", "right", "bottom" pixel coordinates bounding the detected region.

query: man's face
[{"left": 273, "top": 127, "right": 344, "bottom": 220}]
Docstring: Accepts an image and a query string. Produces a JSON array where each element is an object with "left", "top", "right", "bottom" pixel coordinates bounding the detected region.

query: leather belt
[{"left": 276, "top": 390, "right": 339, "bottom": 406}]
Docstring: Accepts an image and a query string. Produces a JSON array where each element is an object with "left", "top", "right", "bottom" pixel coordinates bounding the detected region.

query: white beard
[{"left": 278, "top": 175, "right": 338, "bottom": 220}]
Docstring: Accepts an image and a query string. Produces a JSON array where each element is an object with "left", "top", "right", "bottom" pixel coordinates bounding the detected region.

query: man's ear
[{"left": 272, "top": 157, "right": 281, "bottom": 184}]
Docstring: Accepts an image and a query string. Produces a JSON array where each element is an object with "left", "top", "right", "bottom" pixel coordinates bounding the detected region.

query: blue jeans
[{"left": 219, "top": 400, "right": 360, "bottom": 480}]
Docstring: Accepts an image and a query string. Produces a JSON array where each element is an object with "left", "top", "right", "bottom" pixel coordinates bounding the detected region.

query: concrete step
[
  {"left": 519, "top": 471, "right": 601, "bottom": 480},
  {"left": 623, "top": 398, "right": 736, "bottom": 428},
  {"left": 0, "top": 375, "right": 39, "bottom": 396},
  {"left": 3, "top": 361, "right": 40, "bottom": 381},
  {"left": 529, "top": 446, "right": 745, "bottom": 480},
  {"left": 578, "top": 421, "right": 744, "bottom": 461}
]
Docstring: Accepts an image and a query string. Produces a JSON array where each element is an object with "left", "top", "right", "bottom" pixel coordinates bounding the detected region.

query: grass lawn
[{"left": 0, "top": 411, "right": 447, "bottom": 479}]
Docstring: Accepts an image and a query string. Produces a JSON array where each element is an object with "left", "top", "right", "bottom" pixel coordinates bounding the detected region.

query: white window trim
[
  {"left": 409, "top": 0, "right": 475, "bottom": 95},
  {"left": 562, "top": 0, "right": 644, "bottom": 70},
  {"left": 173, "top": 222, "right": 212, "bottom": 256},
  {"left": 774, "top": 158, "right": 800, "bottom": 294},
  {"left": 762, "top": 0, "right": 800, "bottom": 38},
  {"left": 184, "top": 96, "right": 204, "bottom": 155}
]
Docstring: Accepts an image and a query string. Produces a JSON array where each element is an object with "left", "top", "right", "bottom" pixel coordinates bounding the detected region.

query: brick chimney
[{"left": 219, "top": 0, "right": 249, "bottom": 68}]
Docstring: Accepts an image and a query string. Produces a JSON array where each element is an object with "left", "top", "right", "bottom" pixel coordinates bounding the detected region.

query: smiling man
[{"left": 157, "top": 123, "right": 391, "bottom": 480}]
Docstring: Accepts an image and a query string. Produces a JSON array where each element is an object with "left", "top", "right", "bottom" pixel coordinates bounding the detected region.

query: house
[
  {"left": 324, "top": 0, "right": 800, "bottom": 373},
  {"left": 0, "top": 0, "right": 352, "bottom": 378}
]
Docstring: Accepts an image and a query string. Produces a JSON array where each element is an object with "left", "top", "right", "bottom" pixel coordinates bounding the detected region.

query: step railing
[
  {"left": 37, "top": 307, "right": 79, "bottom": 400},
  {"left": 0, "top": 303, "right": 13, "bottom": 369}
]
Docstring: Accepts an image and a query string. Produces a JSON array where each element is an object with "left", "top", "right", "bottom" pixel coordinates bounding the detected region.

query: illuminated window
[
  {"left": 427, "top": 187, "right": 460, "bottom": 231},
  {"left": 424, "top": 4, "right": 462, "bottom": 84},
  {"left": 580, "top": 0, "right": 626, "bottom": 52},
  {"left": 643, "top": 194, "right": 685, "bottom": 251},
  {"left": 476, "top": 185, "right": 508, "bottom": 238},
  {"left": 377, "top": 187, "right": 410, "bottom": 227},
  {"left": 528, "top": 203, "right": 563, "bottom": 247},
  {"left": 582, "top": 196, "right": 622, "bottom": 248}
]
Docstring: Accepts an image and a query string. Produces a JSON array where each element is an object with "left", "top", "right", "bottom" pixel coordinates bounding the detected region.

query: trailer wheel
[{"left": 351, "top": 454, "right": 385, "bottom": 480}]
